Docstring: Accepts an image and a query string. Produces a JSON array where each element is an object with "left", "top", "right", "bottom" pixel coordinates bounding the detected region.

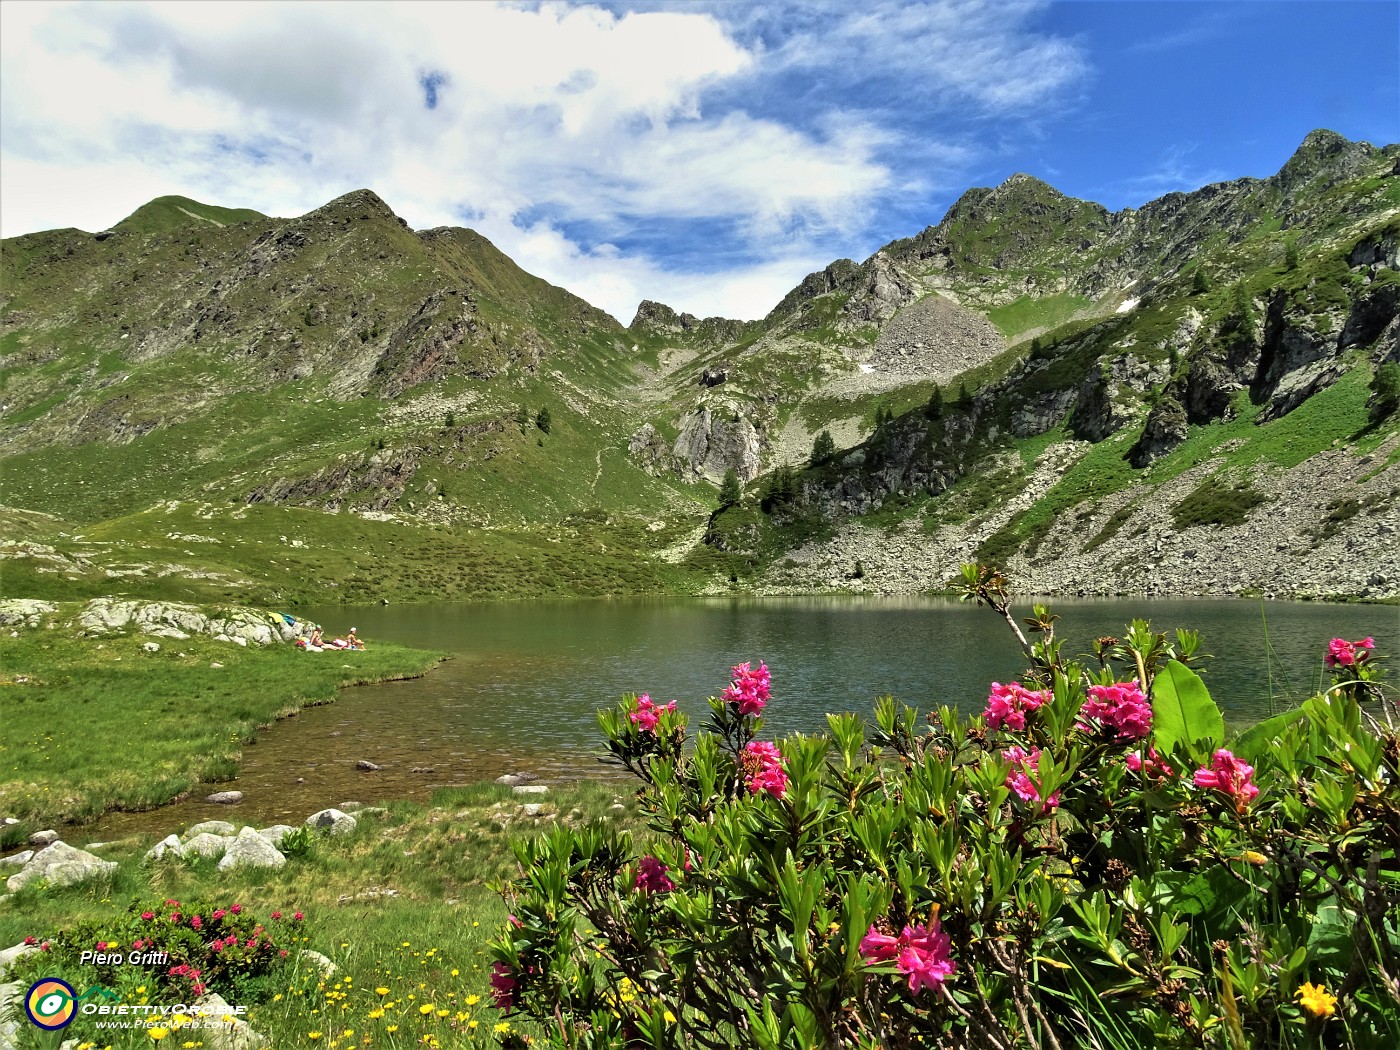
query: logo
[{"left": 25, "top": 978, "right": 77, "bottom": 1031}]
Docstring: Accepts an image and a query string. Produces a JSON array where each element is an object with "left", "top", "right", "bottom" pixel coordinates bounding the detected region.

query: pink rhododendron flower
[
  {"left": 1126, "top": 746, "right": 1175, "bottom": 781},
  {"left": 490, "top": 962, "right": 517, "bottom": 1012},
  {"left": 293, "top": 912, "right": 304, "bottom": 922},
  {"left": 1193, "top": 749, "right": 1260, "bottom": 811},
  {"left": 23, "top": 936, "right": 36, "bottom": 946},
  {"left": 984, "top": 681, "right": 1051, "bottom": 731},
  {"left": 1325, "top": 636, "right": 1375, "bottom": 668},
  {"left": 722, "top": 661, "right": 771, "bottom": 716},
  {"left": 634, "top": 855, "right": 676, "bottom": 894},
  {"left": 270, "top": 911, "right": 282, "bottom": 920},
  {"left": 141, "top": 912, "right": 155, "bottom": 921},
  {"left": 741, "top": 740, "right": 788, "bottom": 798},
  {"left": 1080, "top": 681, "right": 1153, "bottom": 740},
  {"left": 190, "top": 915, "right": 202, "bottom": 930},
  {"left": 212, "top": 909, "right": 226, "bottom": 920},
  {"left": 628, "top": 693, "right": 676, "bottom": 734},
  {"left": 859, "top": 918, "right": 957, "bottom": 995},
  {"left": 1002, "top": 746, "right": 1061, "bottom": 811}
]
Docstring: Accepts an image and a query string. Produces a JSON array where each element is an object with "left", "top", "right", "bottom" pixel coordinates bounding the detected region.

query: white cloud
[{"left": 0, "top": 1, "right": 1085, "bottom": 320}]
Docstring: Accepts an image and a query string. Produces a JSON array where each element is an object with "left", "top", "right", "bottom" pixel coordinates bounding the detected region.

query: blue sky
[{"left": 1, "top": 1, "right": 1395, "bottom": 321}]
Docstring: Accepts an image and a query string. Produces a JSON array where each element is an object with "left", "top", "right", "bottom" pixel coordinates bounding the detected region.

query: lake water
[{"left": 78, "top": 596, "right": 1397, "bottom": 841}]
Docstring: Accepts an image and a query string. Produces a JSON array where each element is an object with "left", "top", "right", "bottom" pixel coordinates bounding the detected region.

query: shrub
[
  {"left": 1172, "top": 476, "right": 1268, "bottom": 529},
  {"left": 490, "top": 565, "right": 1397, "bottom": 1048},
  {"left": 536, "top": 407, "right": 552, "bottom": 434},
  {"left": 811, "top": 430, "right": 836, "bottom": 466},
  {"left": 10, "top": 897, "right": 308, "bottom": 1018},
  {"left": 718, "top": 469, "right": 742, "bottom": 507},
  {"left": 1371, "top": 361, "right": 1400, "bottom": 422}
]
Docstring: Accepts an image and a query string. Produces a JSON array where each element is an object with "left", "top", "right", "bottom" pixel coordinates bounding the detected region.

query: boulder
[
  {"left": 29, "top": 829, "right": 59, "bottom": 847},
  {"left": 183, "top": 833, "right": 232, "bottom": 859},
  {"left": 305, "top": 809, "right": 357, "bottom": 836},
  {"left": 355, "top": 760, "right": 381, "bottom": 771},
  {"left": 513, "top": 785, "right": 549, "bottom": 796},
  {"left": 256, "top": 825, "right": 296, "bottom": 847},
  {"left": 206, "top": 791, "right": 244, "bottom": 805},
  {"left": 217, "top": 827, "right": 287, "bottom": 871},
  {"left": 7, "top": 841, "right": 118, "bottom": 892},
  {"left": 193, "top": 991, "right": 268, "bottom": 1049},
  {"left": 299, "top": 949, "right": 338, "bottom": 978},
  {"left": 494, "top": 772, "right": 536, "bottom": 786},
  {"left": 0, "top": 851, "right": 34, "bottom": 868},
  {"left": 145, "top": 834, "right": 186, "bottom": 862},
  {"left": 187, "top": 820, "right": 237, "bottom": 837}
]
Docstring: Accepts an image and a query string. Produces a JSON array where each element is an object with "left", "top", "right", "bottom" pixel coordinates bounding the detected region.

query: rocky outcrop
[
  {"left": 0, "top": 599, "right": 56, "bottom": 627},
  {"left": 629, "top": 300, "right": 756, "bottom": 347},
  {"left": 631, "top": 404, "right": 764, "bottom": 483},
  {"left": 1127, "top": 396, "right": 1189, "bottom": 467},
  {"left": 78, "top": 598, "right": 302, "bottom": 645}
]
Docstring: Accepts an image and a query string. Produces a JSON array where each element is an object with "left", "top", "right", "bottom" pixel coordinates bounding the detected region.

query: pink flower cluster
[
  {"left": 859, "top": 918, "right": 957, "bottom": 995},
  {"left": 1193, "top": 749, "right": 1259, "bottom": 811},
  {"left": 1325, "top": 636, "right": 1374, "bottom": 669},
  {"left": 741, "top": 740, "right": 788, "bottom": 798},
  {"left": 1126, "top": 746, "right": 1175, "bottom": 781},
  {"left": 1002, "top": 746, "right": 1061, "bottom": 811},
  {"left": 722, "top": 661, "right": 771, "bottom": 716},
  {"left": 983, "top": 681, "right": 1051, "bottom": 731},
  {"left": 1080, "top": 681, "right": 1153, "bottom": 740},
  {"left": 634, "top": 855, "right": 676, "bottom": 894},
  {"left": 168, "top": 962, "right": 206, "bottom": 996},
  {"left": 490, "top": 962, "right": 516, "bottom": 1012},
  {"left": 629, "top": 693, "right": 676, "bottom": 734}
]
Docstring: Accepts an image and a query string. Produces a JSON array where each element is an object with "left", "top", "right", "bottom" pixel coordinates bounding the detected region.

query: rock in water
[
  {"left": 206, "top": 790, "right": 244, "bottom": 805},
  {"left": 217, "top": 827, "right": 287, "bottom": 871},
  {"left": 6, "top": 842, "right": 117, "bottom": 893}
]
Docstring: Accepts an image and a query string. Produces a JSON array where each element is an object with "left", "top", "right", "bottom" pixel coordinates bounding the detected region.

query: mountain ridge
[{"left": 2, "top": 128, "right": 1397, "bottom": 605}]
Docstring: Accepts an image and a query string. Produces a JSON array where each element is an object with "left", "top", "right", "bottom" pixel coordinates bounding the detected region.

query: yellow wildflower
[
  {"left": 308, "top": 1034, "right": 323, "bottom": 1042},
  {"left": 419, "top": 1003, "right": 434, "bottom": 1015},
  {"left": 494, "top": 1022, "right": 510, "bottom": 1034},
  {"left": 465, "top": 995, "right": 480, "bottom": 1006},
  {"left": 149, "top": 1030, "right": 170, "bottom": 1042},
  {"left": 375, "top": 988, "right": 389, "bottom": 996},
  {"left": 1296, "top": 982, "right": 1338, "bottom": 1017}
]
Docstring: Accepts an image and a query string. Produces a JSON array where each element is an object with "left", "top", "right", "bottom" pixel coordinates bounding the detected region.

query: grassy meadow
[
  {"left": 0, "top": 616, "right": 444, "bottom": 839},
  {"left": 0, "top": 782, "right": 642, "bottom": 1049}
]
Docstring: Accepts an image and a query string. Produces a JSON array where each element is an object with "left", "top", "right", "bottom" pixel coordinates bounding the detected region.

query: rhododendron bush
[{"left": 491, "top": 566, "right": 1398, "bottom": 1049}]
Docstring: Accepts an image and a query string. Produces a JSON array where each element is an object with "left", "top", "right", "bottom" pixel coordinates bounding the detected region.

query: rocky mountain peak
[
  {"left": 629, "top": 299, "right": 686, "bottom": 332},
  {"left": 302, "top": 188, "right": 406, "bottom": 227},
  {"left": 1273, "top": 129, "right": 1382, "bottom": 195}
]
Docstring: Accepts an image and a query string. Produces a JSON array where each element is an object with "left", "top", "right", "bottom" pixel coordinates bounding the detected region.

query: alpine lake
[{"left": 81, "top": 595, "right": 1397, "bottom": 840}]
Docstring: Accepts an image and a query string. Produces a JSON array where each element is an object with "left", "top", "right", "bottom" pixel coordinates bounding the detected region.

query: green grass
[
  {"left": 986, "top": 292, "right": 1094, "bottom": 340},
  {"left": 0, "top": 781, "right": 645, "bottom": 1049},
  {"left": 0, "top": 610, "right": 443, "bottom": 832}
]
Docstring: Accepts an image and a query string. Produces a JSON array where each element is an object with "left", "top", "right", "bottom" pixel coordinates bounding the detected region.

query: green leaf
[
  {"left": 1152, "top": 660, "right": 1224, "bottom": 758},
  {"left": 1230, "top": 706, "right": 1305, "bottom": 763}
]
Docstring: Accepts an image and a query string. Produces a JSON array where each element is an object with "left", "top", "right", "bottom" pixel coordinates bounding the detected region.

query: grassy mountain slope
[{"left": 3, "top": 130, "right": 1397, "bottom": 603}]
